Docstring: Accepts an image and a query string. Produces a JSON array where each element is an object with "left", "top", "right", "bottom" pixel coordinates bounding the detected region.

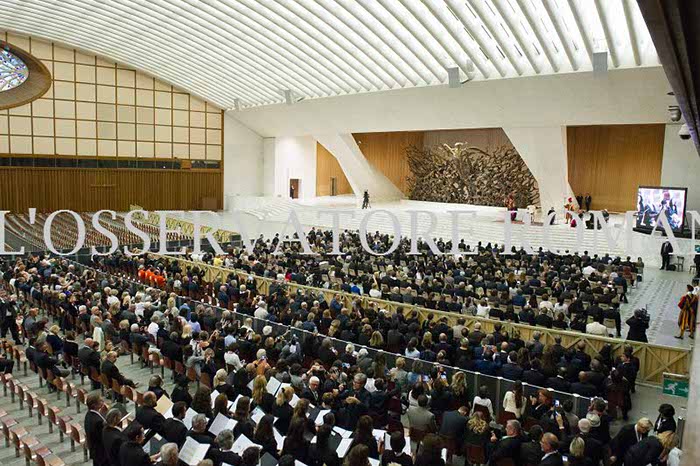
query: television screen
[{"left": 636, "top": 186, "right": 688, "bottom": 232}]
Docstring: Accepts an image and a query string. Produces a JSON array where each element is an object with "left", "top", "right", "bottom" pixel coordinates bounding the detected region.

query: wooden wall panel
[
  {"left": 353, "top": 131, "right": 424, "bottom": 194},
  {"left": 315, "top": 143, "right": 352, "bottom": 196},
  {"left": 0, "top": 168, "right": 222, "bottom": 212},
  {"left": 422, "top": 128, "right": 514, "bottom": 150},
  {"left": 567, "top": 124, "right": 665, "bottom": 212}
]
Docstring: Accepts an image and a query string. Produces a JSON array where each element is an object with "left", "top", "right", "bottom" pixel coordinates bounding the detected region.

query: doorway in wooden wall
[
  {"left": 331, "top": 177, "right": 338, "bottom": 196},
  {"left": 289, "top": 178, "right": 300, "bottom": 199}
]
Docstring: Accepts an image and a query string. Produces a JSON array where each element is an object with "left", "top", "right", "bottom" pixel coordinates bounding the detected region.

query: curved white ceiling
[{"left": 0, "top": 0, "right": 659, "bottom": 110}]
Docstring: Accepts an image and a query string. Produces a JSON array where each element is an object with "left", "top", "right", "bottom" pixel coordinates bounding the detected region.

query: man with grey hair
[
  {"left": 209, "top": 430, "right": 240, "bottom": 466},
  {"left": 568, "top": 418, "right": 604, "bottom": 466},
  {"left": 187, "top": 414, "right": 215, "bottom": 445},
  {"left": 489, "top": 419, "right": 524, "bottom": 465},
  {"left": 159, "top": 443, "right": 179, "bottom": 466},
  {"left": 301, "top": 376, "right": 321, "bottom": 404}
]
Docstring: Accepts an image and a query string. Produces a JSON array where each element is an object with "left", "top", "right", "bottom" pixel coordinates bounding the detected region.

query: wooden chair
[
  {"left": 37, "top": 454, "right": 65, "bottom": 466},
  {"left": 21, "top": 436, "right": 51, "bottom": 466},
  {"left": 10, "top": 425, "right": 30, "bottom": 457},
  {"left": 69, "top": 423, "right": 88, "bottom": 461},
  {"left": 56, "top": 415, "right": 73, "bottom": 443},
  {"left": 492, "top": 458, "right": 516, "bottom": 466},
  {"left": 465, "top": 444, "right": 486, "bottom": 466},
  {"left": 24, "top": 390, "right": 40, "bottom": 421},
  {"left": 29, "top": 361, "right": 42, "bottom": 387},
  {"left": 46, "top": 404, "right": 68, "bottom": 438},
  {"left": 75, "top": 388, "right": 87, "bottom": 414},
  {"left": 36, "top": 398, "right": 51, "bottom": 427},
  {"left": 1, "top": 415, "right": 18, "bottom": 447}
]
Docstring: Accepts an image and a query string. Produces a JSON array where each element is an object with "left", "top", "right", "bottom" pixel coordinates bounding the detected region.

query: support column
[
  {"left": 503, "top": 126, "right": 575, "bottom": 211},
  {"left": 313, "top": 133, "right": 404, "bottom": 204}
]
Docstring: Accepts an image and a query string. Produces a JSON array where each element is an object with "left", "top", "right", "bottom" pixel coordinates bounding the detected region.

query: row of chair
[{"left": 0, "top": 372, "right": 87, "bottom": 466}]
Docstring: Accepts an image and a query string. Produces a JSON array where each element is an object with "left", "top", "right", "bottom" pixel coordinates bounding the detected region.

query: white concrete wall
[
  {"left": 314, "top": 133, "right": 403, "bottom": 204},
  {"left": 262, "top": 138, "right": 276, "bottom": 197},
  {"left": 504, "top": 126, "right": 575, "bottom": 211},
  {"left": 273, "top": 136, "right": 317, "bottom": 200},
  {"left": 661, "top": 123, "right": 700, "bottom": 212},
  {"left": 233, "top": 68, "right": 671, "bottom": 137},
  {"left": 223, "top": 114, "right": 264, "bottom": 205}
]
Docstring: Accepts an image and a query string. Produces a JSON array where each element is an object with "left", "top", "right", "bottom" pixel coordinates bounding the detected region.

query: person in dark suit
[
  {"left": 187, "top": 414, "right": 216, "bottom": 444},
  {"left": 379, "top": 432, "right": 411, "bottom": 466},
  {"left": 103, "top": 408, "right": 128, "bottom": 466},
  {"left": 35, "top": 342, "right": 70, "bottom": 382},
  {"left": 489, "top": 420, "right": 524, "bottom": 466},
  {"left": 0, "top": 295, "right": 21, "bottom": 343},
  {"left": 85, "top": 393, "right": 107, "bottom": 466},
  {"left": 623, "top": 435, "right": 666, "bottom": 466},
  {"left": 570, "top": 372, "right": 597, "bottom": 397},
  {"left": 520, "top": 425, "right": 544, "bottom": 466},
  {"left": 300, "top": 376, "right": 321, "bottom": 405},
  {"left": 119, "top": 422, "right": 156, "bottom": 466},
  {"left": 660, "top": 241, "right": 673, "bottom": 270},
  {"left": 654, "top": 404, "right": 676, "bottom": 434},
  {"left": 171, "top": 376, "right": 193, "bottom": 406},
  {"left": 438, "top": 406, "right": 468, "bottom": 463},
  {"left": 538, "top": 433, "right": 563, "bottom": 466},
  {"left": 546, "top": 368, "right": 571, "bottom": 393},
  {"left": 102, "top": 351, "right": 136, "bottom": 387},
  {"left": 564, "top": 419, "right": 604, "bottom": 466},
  {"left": 208, "top": 430, "right": 241, "bottom": 466},
  {"left": 609, "top": 418, "right": 652, "bottom": 466},
  {"left": 161, "top": 402, "right": 188, "bottom": 448},
  {"left": 136, "top": 392, "right": 166, "bottom": 436},
  {"left": 161, "top": 333, "right": 184, "bottom": 363},
  {"left": 78, "top": 338, "right": 102, "bottom": 389},
  {"left": 584, "top": 194, "right": 592, "bottom": 211}
]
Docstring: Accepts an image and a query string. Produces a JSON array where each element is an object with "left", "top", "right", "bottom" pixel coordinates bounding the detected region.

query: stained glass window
[{"left": 0, "top": 49, "right": 29, "bottom": 91}]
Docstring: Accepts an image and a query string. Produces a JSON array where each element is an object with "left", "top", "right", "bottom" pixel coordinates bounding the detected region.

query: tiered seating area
[{"left": 5, "top": 213, "right": 192, "bottom": 252}]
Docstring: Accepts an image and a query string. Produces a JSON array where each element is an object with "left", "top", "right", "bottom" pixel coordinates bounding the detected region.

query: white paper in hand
[
  {"left": 333, "top": 426, "right": 352, "bottom": 439},
  {"left": 231, "top": 434, "right": 257, "bottom": 456},
  {"left": 337, "top": 438, "right": 353, "bottom": 457},
  {"left": 267, "top": 377, "right": 282, "bottom": 395},
  {"left": 372, "top": 429, "right": 386, "bottom": 443},
  {"left": 251, "top": 407, "right": 265, "bottom": 425},
  {"left": 314, "top": 409, "right": 331, "bottom": 427},
  {"left": 273, "top": 427, "right": 285, "bottom": 447},
  {"left": 183, "top": 408, "right": 198, "bottom": 430},
  {"left": 208, "top": 413, "right": 238, "bottom": 437},
  {"left": 210, "top": 390, "right": 220, "bottom": 408},
  {"left": 179, "top": 437, "right": 210, "bottom": 466}
]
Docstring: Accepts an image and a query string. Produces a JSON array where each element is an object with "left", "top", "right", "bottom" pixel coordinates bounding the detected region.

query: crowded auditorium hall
[{"left": 0, "top": 2, "right": 699, "bottom": 466}]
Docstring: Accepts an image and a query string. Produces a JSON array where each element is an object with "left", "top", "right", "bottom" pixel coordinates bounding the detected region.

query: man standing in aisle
[{"left": 660, "top": 240, "right": 674, "bottom": 271}]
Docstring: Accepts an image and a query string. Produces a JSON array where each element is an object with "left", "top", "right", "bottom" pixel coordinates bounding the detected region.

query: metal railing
[{"left": 142, "top": 252, "right": 691, "bottom": 386}]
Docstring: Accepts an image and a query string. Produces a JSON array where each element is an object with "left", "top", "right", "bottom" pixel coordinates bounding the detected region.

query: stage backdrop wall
[
  {"left": 316, "top": 128, "right": 539, "bottom": 208},
  {"left": 352, "top": 131, "right": 424, "bottom": 195},
  {"left": 316, "top": 142, "right": 352, "bottom": 196},
  {"left": 567, "top": 124, "right": 665, "bottom": 212}
]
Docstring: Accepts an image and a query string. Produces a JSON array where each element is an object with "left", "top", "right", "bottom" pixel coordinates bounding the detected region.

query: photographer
[{"left": 626, "top": 309, "right": 650, "bottom": 343}]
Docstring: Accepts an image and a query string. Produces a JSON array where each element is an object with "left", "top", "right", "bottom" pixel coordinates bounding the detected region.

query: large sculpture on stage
[{"left": 406, "top": 142, "right": 540, "bottom": 208}]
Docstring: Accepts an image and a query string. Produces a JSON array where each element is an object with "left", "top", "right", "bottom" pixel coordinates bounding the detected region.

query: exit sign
[{"left": 663, "top": 373, "right": 690, "bottom": 398}]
